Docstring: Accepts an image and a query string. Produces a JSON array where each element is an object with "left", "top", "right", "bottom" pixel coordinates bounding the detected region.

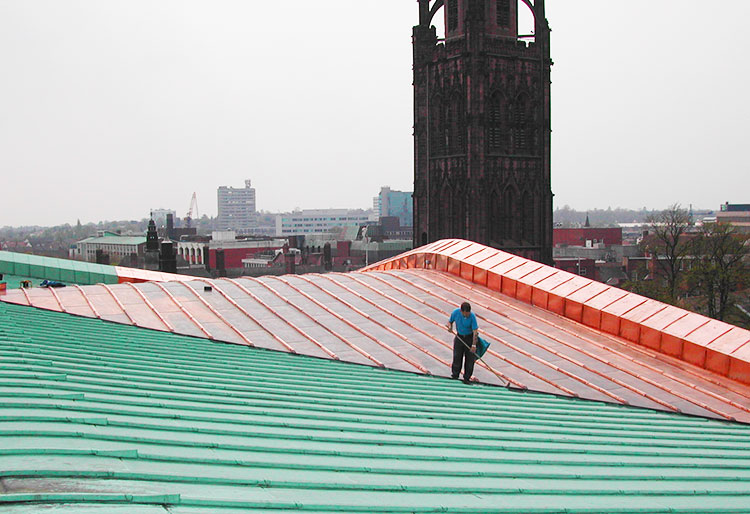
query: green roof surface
[
  {"left": 0, "top": 251, "right": 119, "bottom": 285},
  {"left": 2, "top": 301, "right": 750, "bottom": 513},
  {"left": 0, "top": 275, "right": 36, "bottom": 290}
]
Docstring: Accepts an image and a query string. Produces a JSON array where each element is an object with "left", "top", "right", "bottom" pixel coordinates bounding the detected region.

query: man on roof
[{"left": 447, "top": 301, "right": 478, "bottom": 384}]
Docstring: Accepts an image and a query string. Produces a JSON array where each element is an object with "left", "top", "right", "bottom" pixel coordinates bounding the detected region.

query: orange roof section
[
  {"left": 2, "top": 239, "right": 749, "bottom": 422},
  {"left": 363, "top": 239, "right": 750, "bottom": 385}
]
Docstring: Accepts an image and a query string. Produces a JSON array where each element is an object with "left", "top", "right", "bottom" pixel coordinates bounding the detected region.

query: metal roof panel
[{"left": 3, "top": 301, "right": 750, "bottom": 511}]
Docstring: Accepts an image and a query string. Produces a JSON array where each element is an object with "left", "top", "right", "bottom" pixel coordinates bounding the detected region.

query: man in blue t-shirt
[{"left": 446, "top": 301, "right": 478, "bottom": 383}]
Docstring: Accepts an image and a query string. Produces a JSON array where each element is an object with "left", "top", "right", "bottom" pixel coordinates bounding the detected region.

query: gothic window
[
  {"left": 511, "top": 94, "right": 530, "bottom": 153},
  {"left": 488, "top": 91, "right": 508, "bottom": 154},
  {"left": 430, "top": 95, "right": 443, "bottom": 155},
  {"left": 448, "top": 92, "right": 465, "bottom": 154},
  {"left": 497, "top": 0, "right": 510, "bottom": 28},
  {"left": 490, "top": 189, "right": 504, "bottom": 243},
  {"left": 447, "top": 1, "right": 458, "bottom": 32},
  {"left": 444, "top": 97, "right": 453, "bottom": 153}
]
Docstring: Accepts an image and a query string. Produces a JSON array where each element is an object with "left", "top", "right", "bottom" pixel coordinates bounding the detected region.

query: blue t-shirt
[{"left": 449, "top": 308, "right": 478, "bottom": 336}]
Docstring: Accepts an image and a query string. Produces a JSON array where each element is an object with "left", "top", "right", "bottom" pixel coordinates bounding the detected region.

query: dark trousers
[{"left": 452, "top": 334, "right": 476, "bottom": 380}]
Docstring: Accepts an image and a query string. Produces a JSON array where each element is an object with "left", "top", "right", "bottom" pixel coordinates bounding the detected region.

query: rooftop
[
  {"left": 2, "top": 301, "right": 750, "bottom": 512},
  {"left": 0, "top": 250, "right": 189, "bottom": 287},
  {"left": 77, "top": 235, "right": 147, "bottom": 245},
  {"left": 4, "top": 240, "right": 749, "bottom": 422}
]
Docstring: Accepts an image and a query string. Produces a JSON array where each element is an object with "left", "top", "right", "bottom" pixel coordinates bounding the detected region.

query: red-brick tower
[{"left": 413, "top": 0, "right": 552, "bottom": 263}]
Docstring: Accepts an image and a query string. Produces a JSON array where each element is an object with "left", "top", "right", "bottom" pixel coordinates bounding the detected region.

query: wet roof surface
[
  {"left": 2, "top": 301, "right": 750, "bottom": 513},
  {"left": 3, "top": 268, "right": 750, "bottom": 422},
  {"left": 0, "top": 275, "right": 39, "bottom": 289}
]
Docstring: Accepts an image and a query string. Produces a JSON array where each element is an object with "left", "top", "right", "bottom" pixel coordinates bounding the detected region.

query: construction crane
[{"left": 185, "top": 192, "right": 199, "bottom": 229}]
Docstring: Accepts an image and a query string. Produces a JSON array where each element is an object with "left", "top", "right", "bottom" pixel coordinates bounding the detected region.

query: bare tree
[
  {"left": 687, "top": 223, "right": 749, "bottom": 321},
  {"left": 642, "top": 204, "right": 692, "bottom": 302}
]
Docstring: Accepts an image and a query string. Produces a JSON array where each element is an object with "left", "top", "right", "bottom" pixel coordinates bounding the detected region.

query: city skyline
[{"left": 1, "top": 1, "right": 749, "bottom": 227}]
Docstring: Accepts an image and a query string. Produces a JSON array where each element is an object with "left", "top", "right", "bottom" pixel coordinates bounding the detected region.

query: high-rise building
[
  {"left": 149, "top": 209, "right": 176, "bottom": 228},
  {"left": 412, "top": 0, "right": 553, "bottom": 263},
  {"left": 217, "top": 180, "right": 257, "bottom": 233},
  {"left": 374, "top": 187, "right": 413, "bottom": 227}
]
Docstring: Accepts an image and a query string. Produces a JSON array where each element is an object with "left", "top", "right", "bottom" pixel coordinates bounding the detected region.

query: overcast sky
[{"left": 1, "top": 1, "right": 748, "bottom": 226}]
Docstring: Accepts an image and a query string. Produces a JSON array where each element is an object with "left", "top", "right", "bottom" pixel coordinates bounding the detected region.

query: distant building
[
  {"left": 74, "top": 231, "right": 146, "bottom": 265},
  {"left": 720, "top": 202, "right": 750, "bottom": 213},
  {"left": 150, "top": 209, "right": 176, "bottom": 228},
  {"left": 275, "top": 209, "right": 374, "bottom": 236},
  {"left": 553, "top": 226, "right": 639, "bottom": 285},
  {"left": 157, "top": 213, "right": 197, "bottom": 241},
  {"left": 144, "top": 219, "right": 160, "bottom": 271},
  {"left": 217, "top": 180, "right": 257, "bottom": 233},
  {"left": 351, "top": 238, "right": 414, "bottom": 266},
  {"left": 374, "top": 187, "right": 413, "bottom": 227},
  {"left": 553, "top": 228, "right": 623, "bottom": 248},
  {"left": 379, "top": 216, "right": 413, "bottom": 240},
  {"left": 176, "top": 240, "right": 207, "bottom": 267},
  {"left": 553, "top": 257, "right": 596, "bottom": 279},
  {"left": 177, "top": 231, "right": 286, "bottom": 271},
  {"left": 717, "top": 202, "right": 750, "bottom": 233}
]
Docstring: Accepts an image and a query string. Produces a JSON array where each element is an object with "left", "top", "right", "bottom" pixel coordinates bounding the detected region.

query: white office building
[
  {"left": 275, "top": 209, "right": 375, "bottom": 236},
  {"left": 217, "top": 180, "right": 257, "bottom": 232}
]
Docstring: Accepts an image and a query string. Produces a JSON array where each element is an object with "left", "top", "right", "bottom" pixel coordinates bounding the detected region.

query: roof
[
  {"left": 2, "top": 300, "right": 750, "bottom": 513},
  {"left": 0, "top": 251, "right": 119, "bottom": 285},
  {"left": 365, "top": 239, "right": 750, "bottom": 385},
  {"left": 77, "top": 235, "right": 146, "bottom": 245},
  {"left": 0, "top": 274, "right": 41, "bottom": 290},
  {"left": 3, "top": 240, "right": 750, "bottom": 422},
  {"left": 0, "top": 250, "right": 190, "bottom": 286}
]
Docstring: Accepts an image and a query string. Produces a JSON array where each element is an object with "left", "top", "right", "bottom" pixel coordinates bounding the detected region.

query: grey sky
[{"left": 1, "top": 1, "right": 748, "bottom": 227}]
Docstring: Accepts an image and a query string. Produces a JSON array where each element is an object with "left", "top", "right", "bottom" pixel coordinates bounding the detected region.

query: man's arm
[
  {"left": 446, "top": 321, "right": 454, "bottom": 333},
  {"left": 471, "top": 314, "right": 478, "bottom": 349}
]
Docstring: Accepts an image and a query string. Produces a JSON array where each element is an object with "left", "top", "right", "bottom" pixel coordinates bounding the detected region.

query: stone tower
[
  {"left": 144, "top": 216, "right": 160, "bottom": 271},
  {"left": 413, "top": 0, "right": 552, "bottom": 263}
]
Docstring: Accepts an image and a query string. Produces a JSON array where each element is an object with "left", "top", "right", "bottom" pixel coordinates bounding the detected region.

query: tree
[
  {"left": 641, "top": 204, "right": 692, "bottom": 302},
  {"left": 687, "top": 223, "right": 749, "bottom": 321}
]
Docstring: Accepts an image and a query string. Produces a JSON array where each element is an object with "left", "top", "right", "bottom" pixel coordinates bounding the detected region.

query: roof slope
[
  {"left": 0, "top": 251, "right": 120, "bottom": 285},
  {"left": 2, "top": 301, "right": 750, "bottom": 513},
  {"left": 2, "top": 268, "right": 750, "bottom": 421},
  {"left": 364, "top": 240, "right": 750, "bottom": 386}
]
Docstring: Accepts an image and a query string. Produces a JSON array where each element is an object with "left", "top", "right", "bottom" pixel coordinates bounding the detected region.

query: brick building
[{"left": 553, "top": 227, "right": 623, "bottom": 247}]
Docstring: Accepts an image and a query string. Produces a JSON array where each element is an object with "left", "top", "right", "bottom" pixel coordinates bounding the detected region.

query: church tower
[{"left": 413, "top": 0, "right": 552, "bottom": 263}]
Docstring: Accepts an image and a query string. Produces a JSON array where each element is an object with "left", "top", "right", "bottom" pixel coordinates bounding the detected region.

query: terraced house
[{"left": 1, "top": 238, "right": 750, "bottom": 513}]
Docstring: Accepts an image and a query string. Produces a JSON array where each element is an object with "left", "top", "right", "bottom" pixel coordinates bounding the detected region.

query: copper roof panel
[
  {"left": 709, "top": 328, "right": 750, "bottom": 354},
  {"left": 486, "top": 255, "right": 527, "bottom": 275}
]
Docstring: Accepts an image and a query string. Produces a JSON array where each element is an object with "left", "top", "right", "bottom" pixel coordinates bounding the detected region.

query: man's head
[{"left": 460, "top": 302, "right": 471, "bottom": 317}]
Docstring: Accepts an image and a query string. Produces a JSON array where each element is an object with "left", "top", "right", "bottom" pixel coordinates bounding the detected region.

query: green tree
[{"left": 687, "top": 223, "right": 749, "bottom": 321}]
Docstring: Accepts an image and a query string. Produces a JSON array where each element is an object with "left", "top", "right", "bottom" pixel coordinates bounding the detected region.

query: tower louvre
[{"left": 413, "top": 0, "right": 552, "bottom": 263}]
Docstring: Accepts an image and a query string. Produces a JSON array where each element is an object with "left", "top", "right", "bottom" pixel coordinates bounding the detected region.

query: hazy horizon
[{"left": 2, "top": 1, "right": 748, "bottom": 226}]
